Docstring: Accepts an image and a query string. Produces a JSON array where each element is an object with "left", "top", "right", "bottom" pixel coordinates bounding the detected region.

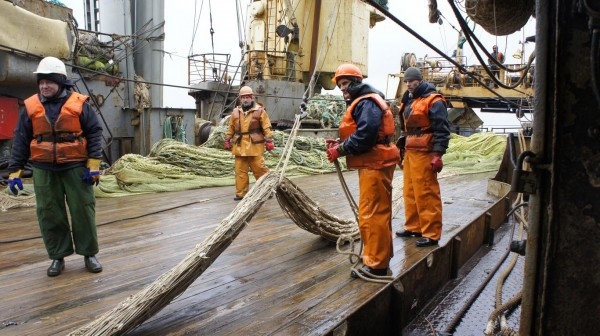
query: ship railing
[
  {"left": 244, "top": 49, "right": 300, "bottom": 82},
  {"left": 413, "top": 56, "right": 535, "bottom": 90},
  {"left": 188, "top": 53, "right": 241, "bottom": 86},
  {"left": 187, "top": 53, "right": 246, "bottom": 123},
  {"left": 185, "top": 49, "right": 303, "bottom": 122},
  {"left": 187, "top": 49, "right": 302, "bottom": 86},
  {"left": 455, "top": 126, "right": 531, "bottom": 136}
]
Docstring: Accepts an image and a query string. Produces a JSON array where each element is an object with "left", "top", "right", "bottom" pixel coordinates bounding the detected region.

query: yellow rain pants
[
  {"left": 234, "top": 155, "right": 269, "bottom": 197},
  {"left": 403, "top": 150, "right": 443, "bottom": 241},
  {"left": 358, "top": 165, "right": 396, "bottom": 270}
]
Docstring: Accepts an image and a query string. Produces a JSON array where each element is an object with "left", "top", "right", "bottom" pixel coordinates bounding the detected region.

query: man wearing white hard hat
[
  {"left": 224, "top": 85, "right": 274, "bottom": 201},
  {"left": 6, "top": 56, "right": 104, "bottom": 277}
]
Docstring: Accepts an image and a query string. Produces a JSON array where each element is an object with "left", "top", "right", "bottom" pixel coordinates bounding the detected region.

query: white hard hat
[
  {"left": 239, "top": 86, "right": 254, "bottom": 96},
  {"left": 34, "top": 56, "right": 67, "bottom": 76}
]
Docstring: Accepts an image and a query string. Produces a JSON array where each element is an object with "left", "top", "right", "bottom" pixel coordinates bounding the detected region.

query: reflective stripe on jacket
[
  {"left": 403, "top": 93, "right": 445, "bottom": 151},
  {"left": 24, "top": 92, "right": 89, "bottom": 164},
  {"left": 339, "top": 93, "right": 400, "bottom": 169}
]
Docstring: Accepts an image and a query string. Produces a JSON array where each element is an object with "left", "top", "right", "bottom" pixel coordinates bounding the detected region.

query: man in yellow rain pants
[
  {"left": 224, "top": 86, "right": 275, "bottom": 201},
  {"left": 395, "top": 67, "right": 450, "bottom": 247}
]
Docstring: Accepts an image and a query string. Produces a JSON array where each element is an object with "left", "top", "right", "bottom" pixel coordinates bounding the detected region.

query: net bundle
[
  {"left": 466, "top": 0, "right": 535, "bottom": 36},
  {"left": 95, "top": 128, "right": 343, "bottom": 197}
]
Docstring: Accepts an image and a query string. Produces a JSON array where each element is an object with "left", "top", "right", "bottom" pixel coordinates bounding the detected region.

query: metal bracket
[{"left": 510, "top": 150, "right": 537, "bottom": 194}]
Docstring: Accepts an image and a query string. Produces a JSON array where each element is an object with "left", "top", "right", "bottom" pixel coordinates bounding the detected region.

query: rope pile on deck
[
  {"left": 68, "top": 113, "right": 358, "bottom": 335},
  {"left": 0, "top": 186, "right": 36, "bottom": 212},
  {"left": 276, "top": 177, "right": 359, "bottom": 242},
  {"left": 69, "top": 172, "right": 278, "bottom": 336}
]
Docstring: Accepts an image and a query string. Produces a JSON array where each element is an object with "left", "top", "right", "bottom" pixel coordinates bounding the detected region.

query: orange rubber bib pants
[
  {"left": 358, "top": 165, "right": 396, "bottom": 269},
  {"left": 402, "top": 150, "right": 443, "bottom": 240}
]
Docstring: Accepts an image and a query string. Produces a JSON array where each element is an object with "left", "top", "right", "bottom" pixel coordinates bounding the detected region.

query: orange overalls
[
  {"left": 226, "top": 103, "right": 274, "bottom": 198},
  {"left": 339, "top": 93, "right": 400, "bottom": 270},
  {"left": 401, "top": 93, "right": 446, "bottom": 241}
]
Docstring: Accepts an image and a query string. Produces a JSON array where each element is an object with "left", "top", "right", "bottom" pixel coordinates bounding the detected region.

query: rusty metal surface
[{"left": 403, "top": 221, "right": 524, "bottom": 336}]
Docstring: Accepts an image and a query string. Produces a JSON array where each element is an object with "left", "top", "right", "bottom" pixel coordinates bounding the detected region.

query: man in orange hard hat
[
  {"left": 327, "top": 63, "right": 400, "bottom": 279},
  {"left": 224, "top": 86, "right": 275, "bottom": 201}
]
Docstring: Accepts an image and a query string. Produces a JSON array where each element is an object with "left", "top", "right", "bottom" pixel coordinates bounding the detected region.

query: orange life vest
[
  {"left": 402, "top": 93, "right": 445, "bottom": 151},
  {"left": 339, "top": 93, "right": 400, "bottom": 169},
  {"left": 231, "top": 105, "right": 266, "bottom": 144},
  {"left": 24, "top": 92, "right": 89, "bottom": 164}
]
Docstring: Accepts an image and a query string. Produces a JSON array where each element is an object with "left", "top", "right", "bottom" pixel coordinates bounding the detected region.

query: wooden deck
[{"left": 0, "top": 170, "right": 504, "bottom": 335}]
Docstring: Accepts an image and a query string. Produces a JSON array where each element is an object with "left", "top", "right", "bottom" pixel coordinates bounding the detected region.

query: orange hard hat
[
  {"left": 332, "top": 63, "right": 363, "bottom": 83},
  {"left": 239, "top": 85, "right": 254, "bottom": 96}
]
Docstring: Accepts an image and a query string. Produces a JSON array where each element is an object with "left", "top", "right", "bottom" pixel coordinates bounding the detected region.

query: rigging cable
[
  {"left": 362, "top": 0, "right": 530, "bottom": 109},
  {"left": 446, "top": 0, "right": 530, "bottom": 76},
  {"left": 189, "top": 0, "right": 204, "bottom": 55},
  {"left": 208, "top": 0, "right": 216, "bottom": 63},
  {"left": 235, "top": 0, "right": 245, "bottom": 49},
  {"left": 445, "top": 0, "right": 534, "bottom": 91}
]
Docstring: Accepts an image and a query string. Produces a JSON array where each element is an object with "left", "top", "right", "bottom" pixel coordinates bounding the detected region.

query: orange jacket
[
  {"left": 339, "top": 93, "right": 400, "bottom": 169},
  {"left": 24, "top": 92, "right": 89, "bottom": 164},
  {"left": 226, "top": 103, "right": 273, "bottom": 156},
  {"left": 402, "top": 93, "right": 445, "bottom": 151}
]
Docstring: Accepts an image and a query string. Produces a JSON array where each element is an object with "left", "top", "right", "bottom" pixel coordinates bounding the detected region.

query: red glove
[
  {"left": 265, "top": 140, "right": 275, "bottom": 151},
  {"left": 430, "top": 153, "right": 443, "bottom": 173},
  {"left": 224, "top": 138, "right": 232, "bottom": 151},
  {"left": 325, "top": 139, "right": 339, "bottom": 149},
  {"left": 326, "top": 145, "right": 340, "bottom": 162}
]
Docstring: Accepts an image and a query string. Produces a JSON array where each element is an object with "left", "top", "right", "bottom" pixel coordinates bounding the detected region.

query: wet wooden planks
[{"left": 0, "top": 171, "right": 498, "bottom": 335}]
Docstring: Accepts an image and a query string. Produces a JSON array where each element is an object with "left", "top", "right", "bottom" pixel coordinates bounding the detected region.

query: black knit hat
[
  {"left": 37, "top": 73, "right": 66, "bottom": 86},
  {"left": 404, "top": 67, "right": 423, "bottom": 81}
]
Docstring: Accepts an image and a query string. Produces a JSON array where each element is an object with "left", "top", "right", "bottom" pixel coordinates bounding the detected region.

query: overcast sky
[{"left": 61, "top": 0, "right": 535, "bottom": 126}]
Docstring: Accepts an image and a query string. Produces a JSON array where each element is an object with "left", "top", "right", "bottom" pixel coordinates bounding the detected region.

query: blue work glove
[
  {"left": 8, "top": 169, "right": 24, "bottom": 195},
  {"left": 82, "top": 158, "right": 102, "bottom": 186}
]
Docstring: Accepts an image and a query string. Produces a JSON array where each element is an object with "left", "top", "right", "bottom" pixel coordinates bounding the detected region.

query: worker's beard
[{"left": 242, "top": 100, "right": 254, "bottom": 111}]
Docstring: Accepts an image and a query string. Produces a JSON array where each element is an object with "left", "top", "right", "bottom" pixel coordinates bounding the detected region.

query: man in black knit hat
[
  {"left": 7, "top": 56, "right": 104, "bottom": 277},
  {"left": 395, "top": 67, "right": 450, "bottom": 247}
]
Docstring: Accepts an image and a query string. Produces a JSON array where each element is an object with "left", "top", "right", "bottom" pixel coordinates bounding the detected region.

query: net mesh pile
[
  {"left": 1, "top": 131, "right": 507, "bottom": 206},
  {"left": 96, "top": 128, "right": 342, "bottom": 197},
  {"left": 442, "top": 132, "right": 508, "bottom": 176}
]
